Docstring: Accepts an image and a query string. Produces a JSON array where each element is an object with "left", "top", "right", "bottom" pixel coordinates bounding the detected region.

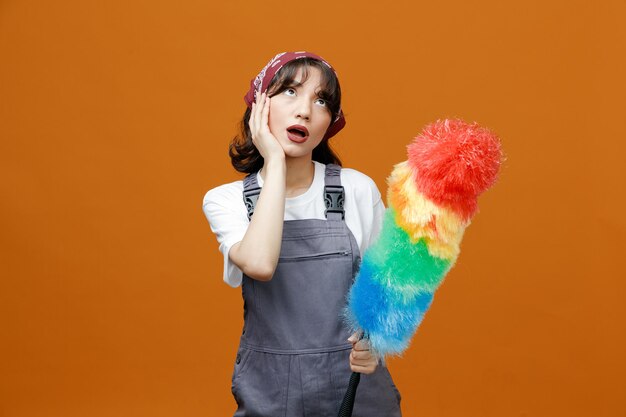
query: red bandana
[{"left": 243, "top": 51, "right": 346, "bottom": 140}]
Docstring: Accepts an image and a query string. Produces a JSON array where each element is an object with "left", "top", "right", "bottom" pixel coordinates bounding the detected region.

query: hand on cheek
[{"left": 249, "top": 92, "right": 284, "bottom": 161}]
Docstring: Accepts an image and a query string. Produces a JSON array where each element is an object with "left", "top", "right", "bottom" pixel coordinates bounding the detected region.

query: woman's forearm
[{"left": 229, "top": 157, "right": 286, "bottom": 281}]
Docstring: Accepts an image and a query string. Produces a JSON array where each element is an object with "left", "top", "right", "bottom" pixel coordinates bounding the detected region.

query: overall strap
[
  {"left": 324, "top": 164, "right": 345, "bottom": 221},
  {"left": 242, "top": 172, "right": 261, "bottom": 220}
]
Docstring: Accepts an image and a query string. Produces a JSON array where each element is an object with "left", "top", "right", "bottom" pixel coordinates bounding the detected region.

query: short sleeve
[
  {"left": 370, "top": 196, "right": 386, "bottom": 247},
  {"left": 202, "top": 184, "right": 248, "bottom": 287},
  {"left": 341, "top": 168, "right": 386, "bottom": 256}
]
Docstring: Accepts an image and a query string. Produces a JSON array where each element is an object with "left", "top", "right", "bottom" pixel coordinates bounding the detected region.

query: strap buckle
[
  {"left": 324, "top": 185, "right": 345, "bottom": 220},
  {"left": 243, "top": 187, "right": 261, "bottom": 220}
]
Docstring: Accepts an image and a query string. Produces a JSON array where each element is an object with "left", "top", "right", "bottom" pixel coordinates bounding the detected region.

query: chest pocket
[
  {"left": 278, "top": 228, "right": 351, "bottom": 258},
  {"left": 279, "top": 249, "right": 350, "bottom": 262}
]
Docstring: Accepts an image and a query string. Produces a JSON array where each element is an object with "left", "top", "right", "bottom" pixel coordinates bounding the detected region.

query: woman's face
[{"left": 267, "top": 66, "right": 332, "bottom": 159}]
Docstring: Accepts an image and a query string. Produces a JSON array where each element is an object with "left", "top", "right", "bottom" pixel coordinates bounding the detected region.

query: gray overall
[{"left": 232, "top": 164, "right": 402, "bottom": 417}]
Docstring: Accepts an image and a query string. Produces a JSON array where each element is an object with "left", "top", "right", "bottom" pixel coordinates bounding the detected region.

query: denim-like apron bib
[{"left": 231, "top": 164, "right": 402, "bottom": 417}]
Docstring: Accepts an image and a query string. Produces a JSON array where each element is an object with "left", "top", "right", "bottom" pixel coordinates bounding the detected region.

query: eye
[
  {"left": 315, "top": 98, "right": 327, "bottom": 107},
  {"left": 283, "top": 88, "right": 296, "bottom": 96}
]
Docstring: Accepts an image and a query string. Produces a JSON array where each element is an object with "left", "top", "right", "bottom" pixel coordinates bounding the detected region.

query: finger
[
  {"left": 350, "top": 356, "right": 378, "bottom": 365},
  {"left": 351, "top": 350, "right": 372, "bottom": 361},
  {"left": 249, "top": 103, "right": 256, "bottom": 134},
  {"left": 251, "top": 100, "right": 258, "bottom": 135},
  {"left": 351, "top": 355, "right": 376, "bottom": 365},
  {"left": 350, "top": 363, "right": 375, "bottom": 374},
  {"left": 250, "top": 99, "right": 259, "bottom": 135},
  {"left": 255, "top": 93, "right": 265, "bottom": 132},
  {"left": 353, "top": 340, "right": 371, "bottom": 351},
  {"left": 261, "top": 95, "right": 270, "bottom": 129},
  {"left": 352, "top": 354, "right": 375, "bottom": 364}
]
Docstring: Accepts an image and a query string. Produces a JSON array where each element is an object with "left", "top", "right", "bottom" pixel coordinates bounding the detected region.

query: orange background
[{"left": 1, "top": 1, "right": 625, "bottom": 416}]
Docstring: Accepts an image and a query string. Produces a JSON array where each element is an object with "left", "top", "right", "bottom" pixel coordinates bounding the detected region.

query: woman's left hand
[{"left": 347, "top": 332, "right": 379, "bottom": 374}]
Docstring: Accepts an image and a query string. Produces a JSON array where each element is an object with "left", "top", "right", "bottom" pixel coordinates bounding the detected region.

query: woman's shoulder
[
  {"left": 332, "top": 164, "right": 383, "bottom": 207},
  {"left": 338, "top": 166, "right": 380, "bottom": 194},
  {"left": 202, "top": 178, "right": 245, "bottom": 208}
]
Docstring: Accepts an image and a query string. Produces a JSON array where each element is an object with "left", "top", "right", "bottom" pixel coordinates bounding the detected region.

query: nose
[{"left": 295, "top": 97, "right": 311, "bottom": 121}]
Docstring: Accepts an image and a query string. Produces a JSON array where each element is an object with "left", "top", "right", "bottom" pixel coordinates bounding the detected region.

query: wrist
[
  {"left": 259, "top": 157, "right": 286, "bottom": 184},
  {"left": 264, "top": 156, "right": 286, "bottom": 170}
]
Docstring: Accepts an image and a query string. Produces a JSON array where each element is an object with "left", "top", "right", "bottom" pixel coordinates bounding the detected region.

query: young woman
[{"left": 202, "top": 51, "right": 402, "bottom": 416}]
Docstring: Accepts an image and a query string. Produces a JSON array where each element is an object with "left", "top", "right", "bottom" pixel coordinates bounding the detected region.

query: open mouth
[
  {"left": 286, "top": 125, "right": 310, "bottom": 143},
  {"left": 288, "top": 128, "right": 307, "bottom": 137}
]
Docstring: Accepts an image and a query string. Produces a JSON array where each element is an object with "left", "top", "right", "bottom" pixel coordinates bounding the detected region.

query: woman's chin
[{"left": 282, "top": 147, "right": 314, "bottom": 160}]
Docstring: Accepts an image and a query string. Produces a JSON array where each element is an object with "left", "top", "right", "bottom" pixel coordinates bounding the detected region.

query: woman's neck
[
  {"left": 285, "top": 156, "right": 315, "bottom": 191},
  {"left": 260, "top": 156, "right": 315, "bottom": 198}
]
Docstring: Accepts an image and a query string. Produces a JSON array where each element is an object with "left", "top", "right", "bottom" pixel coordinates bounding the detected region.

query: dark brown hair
[{"left": 229, "top": 58, "right": 343, "bottom": 173}]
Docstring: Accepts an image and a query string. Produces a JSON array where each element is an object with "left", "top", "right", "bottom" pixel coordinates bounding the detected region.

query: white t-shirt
[{"left": 202, "top": 161, "right": 385, "bottom": 287}]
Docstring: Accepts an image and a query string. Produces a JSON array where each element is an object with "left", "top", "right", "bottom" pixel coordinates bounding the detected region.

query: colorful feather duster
[{"left": 344, "top": 118, "right": 503, "bottom": 359}]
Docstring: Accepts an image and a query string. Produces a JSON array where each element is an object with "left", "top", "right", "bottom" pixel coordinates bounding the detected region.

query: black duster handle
[{"left": 337, "top": 371, "right": 361, "bottom": 417}]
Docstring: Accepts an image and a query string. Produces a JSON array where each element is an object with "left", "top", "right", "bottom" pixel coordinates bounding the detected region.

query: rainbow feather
[{"left": 345, "top": 119, "right": 503, "bottom": 358}]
